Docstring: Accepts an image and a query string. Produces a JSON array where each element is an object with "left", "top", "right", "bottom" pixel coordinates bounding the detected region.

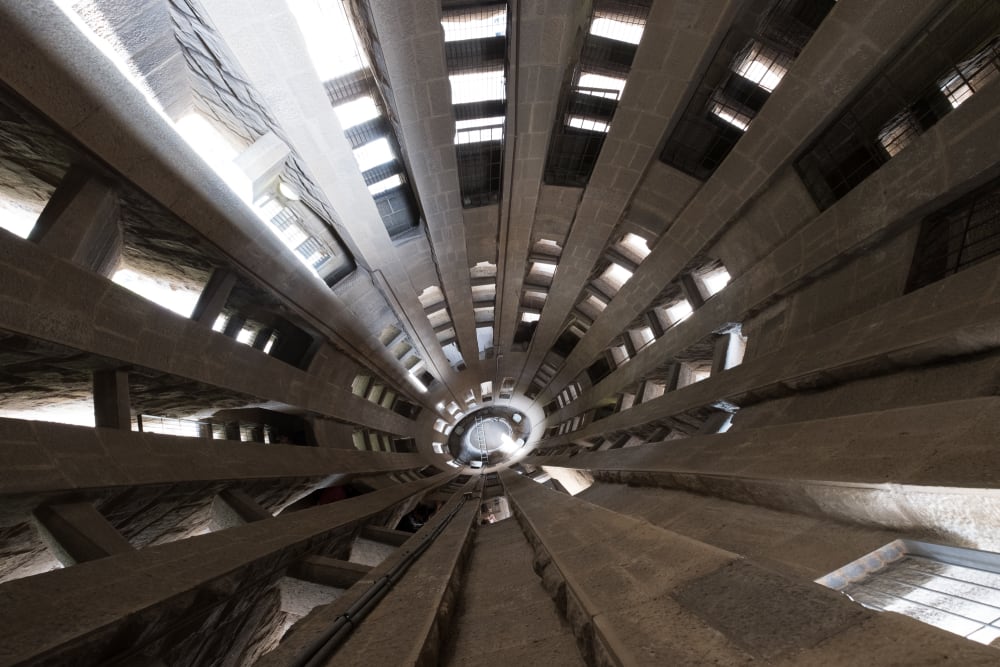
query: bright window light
[
  {"left": 632, "top": 326, "right": 655, "bottom": 348},
  {"left": 279, "top": 222, "right": 309, "bottom": 248},
  {"left": 353, "top": 137, "right": 395, "bottom": 172},
  {"left": 521, "top": 312, "right": 540, "bottom": 323},
  {"left": 590, "top": 12, "right": 645, "bottom": 45},
  {"left": 457, "top": 116, "right": 506, "bottom": 130},
  {"left": 710, "top": 103, "right": 751, "bottom": 131},
  {"left": 263, "top": 333, "right": 276, "bottom": 353},
  {"left": 701, "top": 267, "right": 732, "bottom": 296},
  {"left": 0, "top": 401, "right": 96, "bottom": 427},
  {"left": 455, "top": 117, "right": 505, "bottom": 144},
  {"left": 0, "top": 196, "right": 42, "bottom": 239},
  {"left": 175, "top": 113, "right": 253, "bottom": 203},
  {"left": 532, "top": 261, "right": 557, "bottom": 276},
  {"left": 287, "top": 0, "right": 368, "bottom": 81},
  {"left": 583, "top": 294, "right": 607, "bottom": 313},
  {"left": 112, "top": 268, "right": 201, "bottom": 318},
  {"left": 610, "top": 344, "right": 630, "bottom": 366},
  {"left": 734, "top": 42, "right": 788, "bottom": 93},
  {"left": 939, "top": 39, "right": 1000, "bottom": 109},
  {"left": 368, "top": 174, "right": 404, "bottom": 196},
  {"left": 449, "top": 70, "right": 506, "bottom": 104},
  {"left": 620, "top": 232, "right": 651, "bottom": 259},
  {"left": 665, "top": 299, "right": 693, "bottom": 324},
  {"left": 333, "top": 95, "right": 380, "bottom": 130},
  {"left": 477, "top": 325, "right": 494, "bottom": 352},
  {"left": 432, "top": 442, "right": 445, "bottom": 454},
  {"left": 578, "top": 72, "right": 626, "bottom": 99},
  {"left": 567, "top": 115, "right": 610, "bottom": 133},
  {"left": 441, "top": 7, "right": 507, "bottom": 42},
  {"left": 236, "top": 327, "right": 255, "bottom": 345},
  {"left": 601, "top": 262, "right": 633, "bottom": 291},
  {"left": 213, "top": 313, "right": 229, "bottom": 332}
]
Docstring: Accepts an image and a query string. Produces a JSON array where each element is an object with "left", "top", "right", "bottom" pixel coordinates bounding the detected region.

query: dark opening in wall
[
  {"left": 659, "top": 0, "right": 834, "bottom": 180},
  {"left": 906, "top": 176, "right": 1000, "bottom": 292},
  {"left": 268, "top": 321, "right": 322, "bottom": 370},
  {"left": 441, "top": 2, "right": 510, "bottom": 208},
  {"left": 513, "top": 319, "right": 537, "bottom": 347},
  {"left": 553, "top": 328, "right": 581, "bottom": 357},
  {"left": 795, "top": 4, "right": 1000, "bottom": 210},
  {"left": 586, "top": 356, "right": 612, "bottom": 384},
  {"left": 543, "top": 0, "right": 650, "bottom": 186}
]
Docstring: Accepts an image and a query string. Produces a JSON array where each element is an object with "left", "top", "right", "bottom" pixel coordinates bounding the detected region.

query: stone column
[
  {"left": 28, "top": 165, "right": 122, "bottom": 277},
  {"left": 190, "top": 268, "right": 237, "bottom": 326},
  {"left": 92, "top": 369, "right": 131, "bottom": 430},
  {"left": 33, "top": 501, "right": 134, "bottom": 565}
]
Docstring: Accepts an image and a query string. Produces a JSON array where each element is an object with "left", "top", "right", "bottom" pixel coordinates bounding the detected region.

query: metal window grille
[
  {"left": 906, "top": 177, "right": 1000, "bottom": 292},
  {"left": 795, "top": 3, "right": 1000, "bottom": 210},
  {"left": 660, "top": 0, "right": 831, "bottom": 180},
  {"left": 442, "top": 2, "right": 509, "bottom": 208},
  {"left": 824, "top": 542, "right": 1000, "bottom": 646}
]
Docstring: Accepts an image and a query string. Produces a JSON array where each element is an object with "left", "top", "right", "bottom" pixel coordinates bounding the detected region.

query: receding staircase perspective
[{"left": 441, "top": 517, "right": 586, "bottom": 666}]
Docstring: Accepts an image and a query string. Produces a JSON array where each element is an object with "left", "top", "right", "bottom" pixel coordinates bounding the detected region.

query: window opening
[{"left": 819, "top": 540, "right": 1000, "bottom": 646}]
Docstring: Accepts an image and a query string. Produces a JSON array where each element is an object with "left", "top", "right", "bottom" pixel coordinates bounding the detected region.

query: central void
[{"left": 447, "top": 405, "right": 531, "bottom": 468}]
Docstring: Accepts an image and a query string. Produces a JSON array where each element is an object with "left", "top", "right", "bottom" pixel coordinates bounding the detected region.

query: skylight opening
[
  {"left": 455, "top": 125, "right": 504, "bottom": 145},
  {"left": 578, "top": 72, "right": 627, "bottom": 99},
  {"left": 236, "top": 327, "right": 256, "bottom": 345},
  {"left": 590, "top": 12, "right": 645, "bottom": 45},
  {"left": 532, "top": 261, "right": 557, "bottom": 276},
  {"left": 567, "top": 115, "right": 610, "bottom": 133},
  {"left": 710, "top": 102, "right": 751, "bottom": 132},
  {"left": 476, "top": 325, "right": 494, "bottom": 353},
  {"left": 432, "top": 442, "right": 445, "bottom": 454},
  {"left": 521, "top": 312, "right": 540, "bottom": 323},
  {"left": 632, "top": 326, "right": 655, "bottom": 349},
  {"left": 448, "top": 70, "right": 506, "bottom": 104},
  {"left": 601, "top": 262, "right": 634, "bottom": 292},
  {"left": 368, "top": 174, "right": 404, "bottom": 196},
  {"left": 665, "top": 299, "right": 693, "bottom": 324},
  {"left": 441, "top": 6, "right": 507, "bottom": 42},
  {"left": 700, "top": 266, "right": 732, "bottom": 296},
  {"left": 353, "top": 137, "right": 395, "bottom": 172},
  {"left": 734, "top": 42, "right": 789, "bottom": 93},
  {"left": 620, "top": 233, "right": 651, "bottom": 259},
  {"left": 610, "top": 344, "right": 630, "bottom": 366},
  {"left": 584, "top": 294, "right": 608, "bottom": 313},
  {"left": 112, "top": 269, "right": 201, "bottom": 318},
  {"left": 287, "top": 0, "right": 368, "bottom": 81},
  {"left": 333, "top": 95, "right": 381, "bottom": 130}
]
